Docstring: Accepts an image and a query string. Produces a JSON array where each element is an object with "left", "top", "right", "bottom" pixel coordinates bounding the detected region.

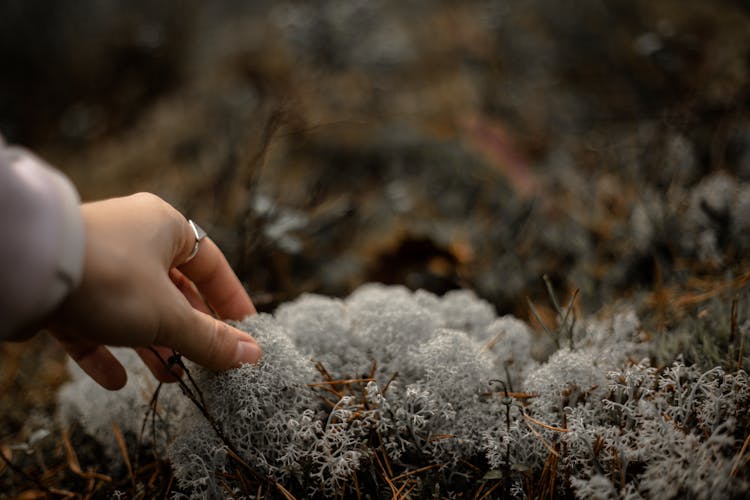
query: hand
[{"left": 49, "top": 193, "right": 262, "bottom": 390}]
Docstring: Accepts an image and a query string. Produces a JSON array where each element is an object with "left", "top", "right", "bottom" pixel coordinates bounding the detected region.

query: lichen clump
[{"left": 58, "top": 284, "right": 750, "bottom": 498}]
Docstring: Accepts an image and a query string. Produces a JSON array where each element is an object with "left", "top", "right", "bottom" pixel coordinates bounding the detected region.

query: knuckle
[
  {"left": 130, "top": 192, "right": 190, "bottom": 260},
  {"left": 202, "top": 319, "right": 235, "bottom": 369},
  {"left": 129, "top": 191, "right": 161, "bottom": 206},
  {"left": 130, "top": 193, "right": 178, "bottom": 220}
]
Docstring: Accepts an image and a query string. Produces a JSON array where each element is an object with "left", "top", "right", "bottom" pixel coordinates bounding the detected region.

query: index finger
[{"left": 177, "top": 236, "right": 256, "bottom": 320}]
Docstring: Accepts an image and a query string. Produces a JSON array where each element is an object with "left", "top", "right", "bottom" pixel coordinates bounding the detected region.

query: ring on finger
[{"left": 185, "top": 220, "right": 208, "bottom": 263}]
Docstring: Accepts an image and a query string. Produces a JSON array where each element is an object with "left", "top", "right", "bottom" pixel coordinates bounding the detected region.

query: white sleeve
[{"left": 0, "top": 136, "right": 85, "bottom": 340}]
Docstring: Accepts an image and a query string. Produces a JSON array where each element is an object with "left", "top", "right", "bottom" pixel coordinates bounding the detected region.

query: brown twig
[
  {"left": 220, "top": 478, "right": 240, "bottom": 500},
  {"left": 61, "top": 429, "right": 111, "bottom": 483},
  {"left": 528, "top": 296, "right": 558, "bottom": 348},
  {"left": 137, "top": 380, "right": 164, "bottom": 465},
  {"left": 427, "top": 434, "right": 455, "bottom": 442},
  {"left": 373, "top": 441, "right": 397, "bottom": 497},
  {"left": 163, "top": 474, "right": 175, "bottom": 500},
  {"left": 0, "top": 445, "right": 53, "bottom": 495},
  {"left": 459, "top": 459, "right": 482, "bottom": 473},
  {"left": 731, "top": 433, "right": 750, "bottom": 477},
  {"left": 540, "top": 449, "right": 558, "bottom": 500},
  {"left": 392, "top": 479, "right": 411, "bottom": 498},
  {"left": 375, "top": 429, "right": 394, "bottom": 478},
  {"left": 522, "top": 413, "right": 570, "bottom": 433},
  {"left": 478, "top": 479, "right": 502, "bottom": 500},
  {"left": 473, "top": 481, "right": 487, "bottom": 500},
  {"left": 739, "top": 331, "right": 746, "bottom": 372},
  {"left": 112, "top": 423, "right": 135, "bottom": 491},
  {"left": 481, "top": 391, "right": 539, "bottom": 401},
  {"left": 314, "top": 361, "right": 335, "bottom": 382},
  {"left": 274, "top": 479, "right": 298, "bottom": 500},
  {"left": 147, "top": 348, "right": 281, "bottom": 493},
  {"left": 611, "top": 445, "right": 624, "bottom": 490},
  {"left": 674, "top": 272, "right": 750, "bottom": 307},
  {"left": 352, "top": 471, "right": 362, "bottom": 500},
  {"left": 308, "top": 378, "right": 375, "bottom": 387},
  {"left": 391, "top": 462, "right": 444, "bottom": 482},
  {"left": 382, "top": 372, "right": 399, "bottom": 395},
  {"left": 312, "top": 384, "right": 344, "bottom": 399},
  {"left": 524, "top": 419, "right": 559, "bottom": 458}
]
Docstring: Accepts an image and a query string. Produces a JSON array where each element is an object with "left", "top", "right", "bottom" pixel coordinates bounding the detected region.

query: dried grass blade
[
  {"left": 528, "top": 297, "right": 557, "bottom": 347},
  {"left": 391, "top": 477, "right": 408, "bottom": 499},
  {"left": 523, "top": 413, "right": 570, "bottom": 433},
  {"left": 373, "top": 448, "right": 398, "bottom": 497},
  {"left": 479, "top": 480, "right": 502, "bottom": 500},
  {"left": 275, "top": 481, "right": 297, "bottom": 500},
  {"left": 61, "top": 429, "right": 111, "bottom": 482},
  {"left": 731, "top": 433, "right": 750, "bottom": 477},
  {"left": 352, "top": 471, "right": 362, "bottom": 500},
  {"left": 524, "top": 420, "right": 559, "bottom": 457},
  {"left": 308, "top": 378, "right": 375, "bottom": 386},
  {"left": 391, "top": 462, "right": 444, "bottom": 482},
  {"left": 48, "top": 487, "right": 77, "bottom": 498},
  {"left": 382, "top": 372, "right": 399, "bottom": 395},
  {"left": 400, "top": 482, "right": 417, "bottom": 499},
  {"left": 112, "top": 423, "right": 135, "bottom": 489},
  {"left": 473, "top": 482, "right": 486, "bottom": 500}
]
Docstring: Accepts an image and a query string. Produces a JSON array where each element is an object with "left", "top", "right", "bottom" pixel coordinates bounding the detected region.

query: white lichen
[{"left": 57, "top": 284, "right": 750, "bottom": 498}]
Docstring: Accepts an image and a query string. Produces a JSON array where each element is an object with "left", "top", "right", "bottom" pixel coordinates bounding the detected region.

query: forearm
[{"left": 0, "top": 136, "right": 85, "bottom": 340}]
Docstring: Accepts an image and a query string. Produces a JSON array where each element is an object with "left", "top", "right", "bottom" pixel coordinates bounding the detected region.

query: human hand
[{"left": 49, "top": 193, "right": 262, "bottom": 390}]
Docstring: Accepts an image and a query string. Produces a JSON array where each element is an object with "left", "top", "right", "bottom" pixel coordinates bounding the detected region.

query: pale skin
[{"left": 49, "top": 192, "right": 262, "bottom": 390}]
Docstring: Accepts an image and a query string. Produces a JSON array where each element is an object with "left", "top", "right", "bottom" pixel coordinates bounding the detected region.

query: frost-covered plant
[{"left": 57, "top": 284, "right": 750, "bottom": 498}]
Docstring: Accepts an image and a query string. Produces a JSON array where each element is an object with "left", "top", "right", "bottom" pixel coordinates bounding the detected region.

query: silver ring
[{"left": 185, "top": 220, "right": 208, "bottom": 263}]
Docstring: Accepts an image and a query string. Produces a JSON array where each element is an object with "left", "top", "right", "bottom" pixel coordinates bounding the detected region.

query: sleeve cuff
[
  {"left": 0, "top": 143, "right": 85, "bottom": 340},
  {"left": 44, "top": 165, "right": 86, "bottom": 309}
]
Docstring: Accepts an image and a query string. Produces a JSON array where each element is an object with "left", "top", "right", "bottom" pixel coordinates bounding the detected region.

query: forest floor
[{"left": 1, "top": 0, "right": 750, "bottom": 497}]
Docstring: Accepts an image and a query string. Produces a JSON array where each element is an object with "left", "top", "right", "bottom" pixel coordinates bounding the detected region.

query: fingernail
[{"left": 235, "top": 340, "right": 262, "bottom": 366}]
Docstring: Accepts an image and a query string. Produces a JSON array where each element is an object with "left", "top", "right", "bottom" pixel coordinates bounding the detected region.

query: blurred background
[
  {"left": 1, "top": 0, "right": 750, "bottom": 485},
  {"left": 1, "top": 0, "right": 749, "bottom": 309}
]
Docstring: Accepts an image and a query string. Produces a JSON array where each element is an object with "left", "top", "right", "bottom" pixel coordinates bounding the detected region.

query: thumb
[{"left": 158, "top": 305, "right": 263, "bottom": 371}]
